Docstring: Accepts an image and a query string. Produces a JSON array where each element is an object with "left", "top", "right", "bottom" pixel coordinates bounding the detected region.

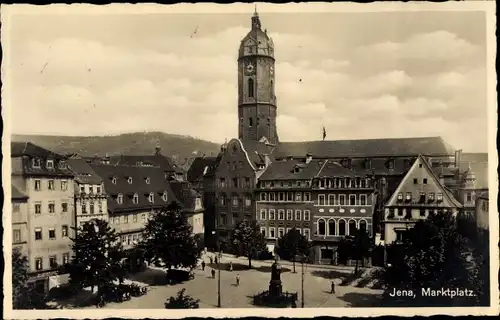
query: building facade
[
  {"left": 11, "top": 142, "right": 75, "bottom": 293},
  {"left": 12, "top": 185, "right": 29, "bottom": 257},
  {"left": 475, "top": 191, "right": 489, "bottom": 230}
]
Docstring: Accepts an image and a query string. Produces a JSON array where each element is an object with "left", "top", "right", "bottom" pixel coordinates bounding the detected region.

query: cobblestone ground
[{"left": 75, "top": 255, "right": 384, "bottom": 309}]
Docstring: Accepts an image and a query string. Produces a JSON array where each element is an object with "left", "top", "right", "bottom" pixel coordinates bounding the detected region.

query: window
[
  {"left": 48, "top": 202, "right": 55, "bottom": 213},
  {"left": 418, "top": 163, "right": 423, "bottom": 168},
  {"left": 396, "top": 230, "right": 405, "bottom": 242},
  {"left": 303, "top": 228, "right": 310, "bottom": 240},
  {"left": 124, "top": 215, "right": 129, "bottom": 223},
  {"left": 133, "top": 193, "right": 139, "bottom": 204},
  {"left": 360, "top": 195, "right": 367, "bottom": 205},
  {"left": 318, "top": 219, "right": 326, "bottom": 235},
  {"left": 423, "top": 178, "right": 428, "bottom": 184},
  {"left": 245, "top": 178, "right": 251, "bottom": 188},
  {"left": 81, "top": 203, "right": 87, "bottom": 214},
  {"left": 60, "top": 202, "right": 68, "bottom": 213},
  {"left": 148, "top": 192, "right": 154, "bottom": 203},
  {"left": 338, "top": 220, "right": 346, "bottom": 236},
  {"left": 420, "top": 192, "right": 426, "bottom": 203},
  {"left": 278, "top": 192, "right": 285, "bottom": 201},
  {"left": 260, "top": 227, "right": 266, "bottom": 237},
  {"left": 48, "top": 180, "right": 55, "bottom": 190},
  {"left": 397, "top": 192, "right": 403, "bottom": 201},
  {"left": 13, "top": 203, "right": 20, "bottom": 213},
  {"left": 245, "top": 196, "right": 252, "bottom": 207},
  {"left": 35, "top": 202, "right": 42, "bottom": 214},
  {"left": 248, "top": 78, "right": 254, "bottom": 98},
  {"left": 348, "top": 220, "right": 357, "bottom": 236},
  {"left": 114, "top": 216, "right": 120, "bottom": 225},
  {"left": 90, "top": 202, "right": 95, "bottom": 214},
  {"left": 359, "top": 220, "right": 367, "bottom": 233},
  {"left": 32, "top": 158, "right": 41, "bottom": 168},
  {"left": 133, "top": 214, "right": 138, "bottom": 222},
  {"left": 63, "top": 253, "right": 70, "bottom": 265},
  {"left": 232, "top": 178, "right": 238, "bottom": 188},
  {"left": 388, "top": 160, "right": 395, "bottom": 169},
  {"left": 287, "top": 192, "right": 293, "bottom": 201},
  {"left": 248, "top": 117, "right": 253, "bottom": 127},
  {"left": 339, "top": 195, "right": 346, "bottom": 205},
  {"left": 49, "top": 255, "right": 58, "bottom": 268},
  {"left": 269, "top": 209, "right": 276, "bottom": 220},
  {"left": 61, "top": 225, "right": 68, "bottom": 238},
  {"left": 260, "top": 209, "right": 267, "bottom": 220},
  {"left": 328, "top": 194, "right": 335, "bottom": 206},
  {"left": 61, "top": 180, "right": 67, "bottom": 191},
  {"left": 269, "top": 227, "right": 276, "bottom": 239},
  {"left": 112, "top": 177, "right": 117, "bottom": 184},
  {"left": 145, "top": 177, "right": 151, "bottom": 184},
  {"left": 49, "top": 228, "right": 56, "bottom": 239},
  {"left": 429, "top": 192, "right": 435, "bottom": 201},
  {"left": 260, "top": 193, "right": 267, "bottom": 201},
  {"left": 220, "top": 194, "right": 227, "bottom": 205},
  {"left": 278, "top": 228, "right": 285, "bottom": 238},
  {"left": 34, "top": 180, "right": 41, "bottom": 191},
  {"left": 80, "top": 185, "right": 85, "bottom": 193},
  {"left": 278, "top": 209, "right": 285, "bottom": 220},
  {"left": 46, "top": 159, "right": 54, "bottom": 169},
  {"left": 318, "top": 194, "right": 326, "bottom": 206},
  {"left": 219, "top": 178, "right": 226, "bottom": 188},
  {"left": 127, "top": 177, "right": 133, "bottom": 184},
  {"left": 35, "top": 257, "right": 43, "bottom": 271},
  {"left": 420, "top": 208, "right": 426, "bottom": 217},
  {"left": 349, "top": 195, "right": 356, "bottom": 205},
  {"left": 437, "top": 193, "right": 443, "bottom": 201},
  {"left": 304, "top": 192, "right": 311, "bottom": 201},
  {"left": 295, "top": 210, "right": 302, "bottom": 221},
  {"left": 405, "top": 192, "right": 412, "bottom": 201},
  {"left": 413, "top": 178, "right": 418, "bottom": 184},
  {"left": 96, "top": 186, "right": 101, "bottom": 194},
  {"left": 286, "top": 209, "right": 293, "bottom": 220},
  {"left": 13, "top": 229, "right": 21, "bottom": 243},
  {"left": 117, "top": 194, "right": 123, "bottom": 204},
  {"left": 466, "top": 192, "right": 472, "bottom": 202},
  {"left": 295, "top": 192, "right": 302, "bottom": 202},
  {"left": 328, "top": 220, "right": 335, "bottom": 236},
  {"left": 142, "top": 214, "right": 147, "bottom": 222},
  {"left": 232, "top": 196, "right": 239, "bottom": 206},
  {"left": 360, "top": 179, "right": 367, "bottom": 188},
  {"left": 303, "top": 210, "right": 310, "bottom": 221}
]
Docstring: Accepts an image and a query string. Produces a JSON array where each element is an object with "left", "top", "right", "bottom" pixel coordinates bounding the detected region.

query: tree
[
  {"left": 139, "top": 201, "right": 202, "bottom": 271},
  {"left": 351, "top": 228, "right": 372, "bottom": 274},
  {"left": 383, "top": 212, "right": 485, "bottom": 306},
  {"left": 68, "top": 219, "right": 124, "bottom": 294},
  {"left": 232, "top": 218, "right": 267, "bottom": 268},
  {"left": 275, "top": 228, "right": 310, "bottom": 273},
  {"left": 12, "top": 248, "right": 47, "bottom": 309},
  {"left": 164, "top": 288, "right": 200, "bottom": 309}
]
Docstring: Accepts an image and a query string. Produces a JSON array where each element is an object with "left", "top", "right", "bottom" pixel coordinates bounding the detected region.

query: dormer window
[
  {"left": 127, "top": 177, "right": 133, "bottom": 184},
  {"left": 59, "top": 161, "right": 67, "bottom": 169},
  {"left": 387, "top": 159, "right": 395, "bottom": 169},
  {"left": 364, "top": 159, "right": 372, "bottom": 169},
  {"left": 145, "top": 177, "right": 151, "bottom": 184},
  {"left": 117, "top": 194, "right": 124, "bottom": 204},
  {"left": 405, "top": 192, "right": 412, "bottom": 201},
  {"left": 437, "top": 193, "right": 443, "bottom": 202},
  {"left": 148, "top": 192, "right": 155, "bottom": 203},
  {"left": 112, "top": 177, "right": 117, "bottom": 184},
  {"left": 46, "top": 160, "right": 54, "bottom": 169},
  {"left": 32, "top": 158, "right": 41, "bottom": 168},
  {"left": 419, "top": 192, "right": 426, "bottom": 203},
  {"left": 162, "top": 191, "right": 168, "bottom": 202},
  {"left": 397, "top": 192, "right": 403, "bottom": 201},
  {"left": 133, "top": 193, "right": 139, "bottom": 204}
]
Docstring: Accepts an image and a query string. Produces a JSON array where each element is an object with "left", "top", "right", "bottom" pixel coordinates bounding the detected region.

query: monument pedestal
[{"left": 269, "top": 280, "right": 283, "bottom": 297}]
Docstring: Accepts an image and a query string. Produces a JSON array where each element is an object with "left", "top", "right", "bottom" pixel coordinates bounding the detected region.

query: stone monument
[{"left": 269, "top": 259, "right": 283, "bottom": 297}]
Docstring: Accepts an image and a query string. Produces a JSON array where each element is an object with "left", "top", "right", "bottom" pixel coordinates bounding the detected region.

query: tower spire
[{"left": 251, "top": 4, "right": 261, "bottom": 29}]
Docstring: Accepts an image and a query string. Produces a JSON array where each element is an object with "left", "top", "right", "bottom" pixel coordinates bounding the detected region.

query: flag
[{"left": 322, "top": 126, "right": 326, "bottom": 141}]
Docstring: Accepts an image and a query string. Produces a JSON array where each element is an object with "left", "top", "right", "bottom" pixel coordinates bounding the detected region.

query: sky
[{"left": 5, "top": 4, "right": 490, "bottom": 152}]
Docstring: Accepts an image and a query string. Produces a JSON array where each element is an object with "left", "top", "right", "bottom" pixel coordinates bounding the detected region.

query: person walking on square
[
  {"left": 202, "top": 261, "right": 206, "bottom": 271},
  {"left": 211, "top": 269, "right": 216, "bottom": 279},
  {"left": 209, "top": 256, "right": 213, "bottom": 264},
  {"left": 229, "top": 261, "right": 233, "bottom": 272},
  {"left": 236, "top": 273, "right": 240, "bottom": 286},
  {"left": 215, "top": 256, "right": 218, "bottom": 265},
  {"left": 330, "top": 279, "right": 336, "bottom": 294}
]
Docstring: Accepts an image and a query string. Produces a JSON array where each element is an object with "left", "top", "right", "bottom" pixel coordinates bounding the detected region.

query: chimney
[
  {"left": 454, "top": 149, "right": 462, "bottom": 168},
  {"left": 305, "top": 152, "right": 313, "bottom": 164},
  {"left": 154, "top": 145, "right": 162, "bottom": 156}
]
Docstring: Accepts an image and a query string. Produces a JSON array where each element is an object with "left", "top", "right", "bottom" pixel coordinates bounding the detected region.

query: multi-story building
[
  {"left": 12, "top": 185, "right": 29, "bottom": 257},
  {"left": 89, "top": 164, "right": 177, "bottom": 250},
  {"left": 11, "top": 142, "right": 75, "bottom": 293},
  {"left": 383, "top": 155, "right": 462, "bottom": 245},
  {"left": 475, "top": 190, "right": 489, "bottom": 231},
  {"left": 66, "top": 157, "right": 108, "bottom": 226}
]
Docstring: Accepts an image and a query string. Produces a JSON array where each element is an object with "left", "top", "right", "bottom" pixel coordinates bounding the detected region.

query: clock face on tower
[{"left": 245, "top": 62, "right": 255, "bottom": 75}]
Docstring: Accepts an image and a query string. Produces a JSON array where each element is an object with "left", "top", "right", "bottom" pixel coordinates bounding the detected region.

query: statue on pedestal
[{"left": 269, "top": 259, "right": 283, "bottom": 297}]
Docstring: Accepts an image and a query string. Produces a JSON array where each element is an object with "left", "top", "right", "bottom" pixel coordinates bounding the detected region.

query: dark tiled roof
[
  {"left": 67, "top": 158, "right": 104, "bottom": 184},
  {"left": 317, "top": 161, "right": 362, "bottom": 178},
  {"left": 89, "top": 164, "right": 177, "bottom": 213},
  {"left": 11, "top": 185, "right": 28, "bottom": 200},
  {"left": 240, "top": 139, "right": 276, "bottom": 166},
  {"left": 459, "top": 153, "right": 488, "bottom": 189},
  {"left": 169, "top": 181, "right": 202, "bottom": 213},
  {"left": 187, "top": 157, "right": 218, "bottom": 182},
  {"left": 349, "top": 157, "right": 416, "bottom": 176},
  {"left": 108, "top": 155, "right": 179, "bottom": 173},
  {"left": 259, "top": 159, "right": 325, "bottom": 180},
  {"left": 11, "top": 141, "right": 66, "bottom": 159},
  {"left": 273, "top": 136, "right": 455, "bottom": 159}
]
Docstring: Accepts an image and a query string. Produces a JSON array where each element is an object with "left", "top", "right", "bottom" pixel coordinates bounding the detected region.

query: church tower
[{"left": 237, "top": 9, "right": 279, "bottom": 145}]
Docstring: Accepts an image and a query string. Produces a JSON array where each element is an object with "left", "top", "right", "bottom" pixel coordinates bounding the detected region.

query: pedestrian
[
  {"left": 330, "top": 279, "right": 336, "bottom": 294},
  {"left": 236, "top": 273, "right": 240, "bottom": 286},
  {"left": 209, "top": 256, "right": 213, "bottom": 264},
  {"left": 211, "top": 269, "right": 216, "bottom": 279},
  {"left": 202, "top": 261, "right": 206, "bottom": 271},
  {"left": 215, "top": 256, "right": 218, "bottom": 265},
  {"left": 229, "top": 261, "right": 233, "bottom": 272}
]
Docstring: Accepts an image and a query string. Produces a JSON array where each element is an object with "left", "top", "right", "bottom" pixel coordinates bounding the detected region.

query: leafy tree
[
  {"left": 383, "top": 212, "right": 485, "bottom": 306},
  {"left": 139, "top": 201, "right": 202, "bottom": 271},
  {"left": 350, "top": 228, "right": 372, "bottom": 274},
  {"left": 164, "top": 288, "right": 200, "bottom": 309},
  {"left": 232, "top": 218, "right": 267, "bottom": 268},
  {"left": 12, "top": 248, "right": 47, "bottom": 309},
  {"left": 68, "top": 219, "right": 124, "bottom": 294},
  {"left": 275, "top": 228, "right": 310, "bottom": 273}
]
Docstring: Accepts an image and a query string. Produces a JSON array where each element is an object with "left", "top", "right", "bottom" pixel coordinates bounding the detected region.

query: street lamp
[
  {"left": 296, "top": 254, "right": 306, "bottom": 308},
  {"left": 212, "top": 226, "right": 221, "bottom": 308}
]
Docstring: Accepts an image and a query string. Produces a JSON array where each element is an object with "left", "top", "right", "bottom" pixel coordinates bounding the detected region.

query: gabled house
[{"left": 382, "top": 155, "right": 462, "bottom": 244}]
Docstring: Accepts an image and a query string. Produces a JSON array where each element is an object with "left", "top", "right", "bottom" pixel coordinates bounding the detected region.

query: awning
[{"left": 48, "top": 273, "right": 70, "bottom": 290}]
